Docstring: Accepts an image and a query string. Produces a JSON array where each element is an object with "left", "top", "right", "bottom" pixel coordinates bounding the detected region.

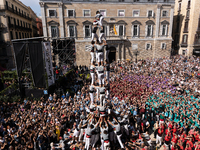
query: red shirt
[
  {"left": 186, "top": 141, "right": 194, "bottom": 148},
  {"left": 165, "top": 135, "right": 171, "bottom": 142},
  {"left": 172, "top": 136, "right": 178, "bottom": 144}
]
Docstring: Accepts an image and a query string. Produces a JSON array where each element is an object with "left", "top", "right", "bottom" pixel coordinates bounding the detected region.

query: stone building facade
[
  {"left": 0, "top": 0, "right": 39, "bottom": 69},
  {"left": 172, "top": 0, "right": 200, "bottom": 56},
  {"left": 40, "top": 0, "right": 175, "bottom": 66}
]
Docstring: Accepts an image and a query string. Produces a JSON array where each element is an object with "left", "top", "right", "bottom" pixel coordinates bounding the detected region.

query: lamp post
[{"left": 133, "top": 49, "right": 139, "bottom": 63}]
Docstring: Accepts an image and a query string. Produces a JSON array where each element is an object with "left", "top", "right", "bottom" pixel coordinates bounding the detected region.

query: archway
[{"left": 108, "top": 46, "right": 116, "bottom": 63}]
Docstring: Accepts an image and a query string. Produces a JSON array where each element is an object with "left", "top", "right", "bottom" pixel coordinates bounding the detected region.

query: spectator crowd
[{"left": 0, "top": 55, "right": 200, "bottom": 150}]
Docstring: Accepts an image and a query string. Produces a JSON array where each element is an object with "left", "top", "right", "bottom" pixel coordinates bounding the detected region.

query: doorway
[{"left": 108, "top": 46, "right": 116, "bottom": 63}]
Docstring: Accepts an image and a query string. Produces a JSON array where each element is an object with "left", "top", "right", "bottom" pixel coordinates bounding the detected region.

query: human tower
[{"left": 72, "top": 11, "right": 128, "bottom": 150}]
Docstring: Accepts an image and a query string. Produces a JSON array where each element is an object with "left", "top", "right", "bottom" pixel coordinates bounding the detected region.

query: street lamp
[{"left": 133, "top": 49, "right": 139, "bottom": 63}]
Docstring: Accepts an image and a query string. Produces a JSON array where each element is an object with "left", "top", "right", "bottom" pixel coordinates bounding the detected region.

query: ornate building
[
  {"left": 172, "top": 0, "right": 200, "bottom": 56},
  {"left": 40, "top": 0, "right": 175, "bottom": 66},
  {"left": 0, "top": 0, "right": 39, "bottom": 69}
]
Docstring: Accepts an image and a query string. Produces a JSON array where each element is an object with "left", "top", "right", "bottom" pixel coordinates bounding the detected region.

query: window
[
  {"left": 148, "top": 0, "right": 153, "bottom": 2},
  {"left": 186, "top": 10, "right": 190, "bottom": 19},
  {"left": 15, "top": 32, "right": 18, "bottom": 39},
  {"left": 161, "top": 24, "right": 168, "bottom": 36},
  {"left": 146, "top": 43, "right": 151, "bottom": 50},
  {"left": 161, "top": 43, "right": 166, "bottom": 49},
  {"left": 10, "top": 31, "right": 13, "bottom": 40},
  {"left": 184, "top": 21, "right": 188, "bottom": 32},
  {"left": 19, "top": 9, "right": 20, "bottom": 14},
  {"left": 20, "top": 21, "right": 22, "bottom": 26},
  {"left": 6, "top": 1, "right": 8, "bottom": 8},
  {"left": 15, "top": 6, "right": 17, "bottom": 11},
  {"left": 17, "top": 19, "right": 19, "bottom": 26},
  {"left": 133, "top": 25, "right": 139, "bottom": 37},
  {"left": 182, "top": 34, "right": 188, "bottom": 44},
  {"left": 133, "top": 10, "right": 140, "bottom": 17},
  {"left": 14, "top": 19, "right": 16, "bottom": 26},
  {"left": 187, "top": 0, "right": 191, "bottom": 9},
  {"left": 85, "top": 25, "right": 91, "bottom": 38},
  {"left": 119, "top": 25, "right": 124, "bottom": 36},
  {"left": 8, "top": 16, "right": 11, "bottom": 25},
  {"left": 19, "top": 32, "right": 21, "bottom": 39},
  {"left": 162, "top": 10, "right": 168, "bottom": 17},
  {"left": 178, "top": 3, "right": 181, "bottom": 11},
  {"left": 100, "top": 10, "right": 106, "bottom": 17},
  {"left": 146, "top": 25, "right": 153, "bottom": 37},
  {"left": 12, "top": 4, "right": 14, "bottom": 10},
  {"left": 24, "top": 12, "right": 26, "bottom": 16},
  {"left": 68, "top": 10, "right": 74, "bottom": 17},
  {"left": 83, "top": 10, "right": 90, "bottom": 17},
  {"left": 133, "top": 0, "right": 139, "bottom": 2},
  {"left": 69, "top": 26, "right": 75, "bottom": 37},
  {"left": 118, "top": 10, "right": 125, "bottom": 17},
  {"left": 49, "top": 10, "right": 56, "bottom": 17},
  {"left": 147, "top": 10, "right": 153, "bottom": 17},
  {"left": 22, "top": 33, "right": 24, "bottom": 38},
  {"left": 51, "top": 26, "right": 58, "bottom": 37},
  {"left": 119, "top": 0, "right": 124, "bottom": 2}
]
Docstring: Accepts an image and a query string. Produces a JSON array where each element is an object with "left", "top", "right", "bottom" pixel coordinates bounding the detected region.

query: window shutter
[
  {"left": 145, "top": 25, "right": 147, "bottom": 37},
  {"left": 57, "top": 26, "right": 59, "bottom": 37},
  {"left": 132, "top": 25, "right": 133, "bottom": 37},
  {"left": 146, "top": 44, "right": 148, "bottom": 50},
  {"left": 90, "top": 25, "right": 92, "bottom": 37},
  {"left": 124, "top": 25, "right": 126, "bottom": 36},
  {"left": 150, "top": 44, "right": 152, "bottom": 50},
  {"left": 83, "top": 26, "right": 85, "bottom": 37},
  {"left": 166, "top": 25, "right": 168, "bottom": 36},
  {"left": 75, "top": 26, "right": 77, "bottom": 38},
  {"left": 151, "top": 25, "right": 153, "bottom": 36},
  {"left": 49, "top": 26, "right": 52, "bottom": 37},
  {"left": 160, "top": 25, "right": 163, "bottom": 36},
  {"left": 74, "top": 10, "right": 76, "bottom": 18},
  {"left": 55, "top": 10, "right": 57, "bottom": 17},
  {"left": 137, "top": 25, "right": 140, "bottom": 37}
]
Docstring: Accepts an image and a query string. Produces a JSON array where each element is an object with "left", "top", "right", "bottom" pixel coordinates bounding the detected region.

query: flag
[{"left": 113, "top": 25, "right": 117, "bottom": 35}]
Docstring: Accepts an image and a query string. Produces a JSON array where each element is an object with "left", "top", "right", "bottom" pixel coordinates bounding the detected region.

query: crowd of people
[{"left": 1, "top": 11, "right": 200, "bottom": 150}]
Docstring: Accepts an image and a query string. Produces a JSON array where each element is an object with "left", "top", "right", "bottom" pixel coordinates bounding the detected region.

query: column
[
  {"left": 169, "top": 5, "right": 174, "bottom": 38},
  {"left": 58, "top": 3, "right": 65, "bottom": 38},
  {"left": 40, "top": 2, "right": 47, "bottom": 37},
  {"left": 122, "top": 43, "right": 125, "bottom": 60},
  {"left": 155, "top": 4, "right": 161, "bottom": 38},
  {"left": 118, "top": 44, "right": 121, "bottom": 61}
]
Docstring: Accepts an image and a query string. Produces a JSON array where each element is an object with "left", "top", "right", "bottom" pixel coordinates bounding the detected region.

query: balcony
[{"left": 0, "top": 5, "right": 32, "bottom": 20}]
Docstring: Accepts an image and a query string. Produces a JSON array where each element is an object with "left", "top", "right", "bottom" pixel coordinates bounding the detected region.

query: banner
[
  {"left": 43, "top": 42, "right": 55, "bottom": 86},
  {"left": 28, "top": 42, "right": 46, "bottom": 88},
  {"left": 13, "top": 43, "right": 26, "bottom": 79}
]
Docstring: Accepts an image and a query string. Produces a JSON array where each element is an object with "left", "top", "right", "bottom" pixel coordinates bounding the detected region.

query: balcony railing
[{"left": 0, "top": 5, "right": 32, "bottom": 20}]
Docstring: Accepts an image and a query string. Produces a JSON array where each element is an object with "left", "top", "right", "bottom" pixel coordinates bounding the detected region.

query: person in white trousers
[
  {"left": 105, "top": 45, "right": 110, "bottom": 63},
  {"left": 95, "top": 41, "right": 104, "bottom": 66},
  {"left": 90, "top": 65, "right": 95, "bottom": 85},
  {"left": 95, "top": 11, "right": 104, "bottom": 30},
  {"left": 156, "top": 127, "right": 163, "bottom": 147},
  {"left": 91, "top": 21, "right": 99, "bottom": 42},
  {"left": 99, "top": 28, "right": 106, "bottom": 43},
  {"left": 108, "top": 118, "right": 124, "bottom": 149},
  {"left": 105, "top": 61, "right": 110, "bottom": 84},
  {"left": 90, "top": 41, "right": 95, "bottom": 65},
  {"left": 97, "top": 65, "right": 104, "bottom": 86}
]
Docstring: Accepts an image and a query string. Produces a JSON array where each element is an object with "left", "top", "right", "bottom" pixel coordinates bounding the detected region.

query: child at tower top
[{"left": 95, "top": 11, "right": 104, "bottom": 30}]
